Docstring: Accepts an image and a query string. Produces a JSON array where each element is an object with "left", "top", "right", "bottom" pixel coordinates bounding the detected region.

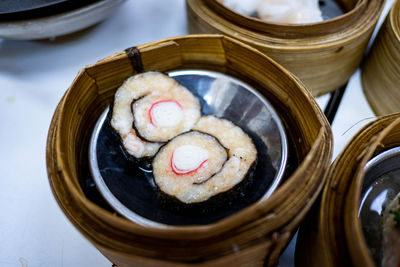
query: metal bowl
[
  {"left": 359, "top": 146, "right": 400, "bottom": 264},
  {"left": 89, "top": 69, "right": 288, "bottom": 227},
  {"left": 0, "top": 0, "right": 125, "bottom": 40}
]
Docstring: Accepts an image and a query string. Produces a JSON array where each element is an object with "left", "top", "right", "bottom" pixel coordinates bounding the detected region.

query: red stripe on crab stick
[
  {"left": 170, "top": 154, "right": 208, "bottom": 176},
  {"left": 149, "top": 100, "right": 182, "bottom": 126}
]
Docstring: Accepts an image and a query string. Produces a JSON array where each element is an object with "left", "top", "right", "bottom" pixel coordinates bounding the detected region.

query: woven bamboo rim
[
  {"left": 296, "top": 113, "right": 400, "bottom": 267},
  {"left": 46, "top": 34, "right": 332, "bottom": 266},
  {"left": 186, "top": 0, "right": 385, "bottom": 96},
  {"left": 362, "top": 0, "right": 400, "bottom": 116}
]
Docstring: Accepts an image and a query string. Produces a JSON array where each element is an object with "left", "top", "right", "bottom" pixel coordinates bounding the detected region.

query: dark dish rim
[
  {"left": 89, "top": 69, "right": 288, "bottom": 228},
  {"left": 0, "top": 0, "right": 100, "bottom": 21},
  {"left": 359, "top": 146, "right": 400, "bottom": 215}
]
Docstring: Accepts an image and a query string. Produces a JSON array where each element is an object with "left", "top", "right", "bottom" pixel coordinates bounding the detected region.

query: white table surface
[{"left": 0, "top": 0, "right": 395, "bottom": 266}]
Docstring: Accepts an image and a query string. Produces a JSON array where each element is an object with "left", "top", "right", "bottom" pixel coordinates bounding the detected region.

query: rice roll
[
  {"left": 257, "top": 0, "right": 323, "bottom": 24},
  {"left": 111, "top": 71, "right": 201, "bottom": 159},
  {"left": 382, "top": 193, "right": 400, "bottom": 267},
  {"left": 219, "top": 0, "right": 323, "bottom": 24},
  {"left": 219, "top": 0, "right": 261, "bottom": 16},
  {"left": 153, "top": 116, "right": 257, "bottom": 204}
]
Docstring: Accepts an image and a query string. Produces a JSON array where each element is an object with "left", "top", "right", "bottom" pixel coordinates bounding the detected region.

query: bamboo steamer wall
[
  {"left": 186, "top": 0, "right": 385, "bottom": 96},
  {"left": 362, "top": 0, "right": 400, "bottom": 116},
  {"left": 295, "top": 113, "right": 400, "bottom": 267},
  {"left": 46, "top": 35, "right": 332, "bottom": 266}
]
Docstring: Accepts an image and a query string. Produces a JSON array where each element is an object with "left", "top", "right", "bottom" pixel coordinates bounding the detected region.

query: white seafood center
[
  {"left": 172, "top": 145, "right": 209, "bottom": 174},
  {"left": 220, "top": 0, "right": 323, "bottom": 24},
  {"left": 150, "top": 100, "right": 183, "bottom": 127}
]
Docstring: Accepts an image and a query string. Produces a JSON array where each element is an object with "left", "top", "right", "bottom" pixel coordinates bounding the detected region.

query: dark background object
[
  {"left": 0, "top": 0, "right": 99, "bottom": 21},
  {"left": 324, "top": 83, "right": 347, "bottom": 124},
  {"left": 0, "top": 0, "right": 68, "bottom": 14}
]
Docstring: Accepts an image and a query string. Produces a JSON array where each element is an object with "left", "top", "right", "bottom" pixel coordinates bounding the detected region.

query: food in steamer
[
  {"left": 219, "top": 0, "right": 323, "bottom": 24},
  {"left": 111, "top": 72, "right": 258, "bottom": 204},
  {"left": 111, "top": 71, "right": 201, "bottom": 159},
  {"left": 153, "top": 131, "right": 228, "bottom": 204},
  {"left": 153, "top": 116, "right": 257, "bottom": 204}
]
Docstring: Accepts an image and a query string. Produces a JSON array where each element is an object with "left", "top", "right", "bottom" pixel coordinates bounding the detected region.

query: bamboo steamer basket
[
  {"left": 46, "top": 34, "right": 332, "bottom": 266},
  {"left": 296, "top": 113, "right": 400, "bottom": 267},
  {"left": 362, "top": 0, "right": 400, "bottom": 116},
  {"left": 186, "top": 0, "right": 385, "bottom": 96}
]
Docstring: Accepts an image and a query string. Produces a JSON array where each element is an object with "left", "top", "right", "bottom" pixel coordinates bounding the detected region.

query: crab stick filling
[
  {"left": 171, "top": 145, "right": 209, "bottom": 175},
  {"left": 149, "top": 100, "right": 183, "bottom": 127},
  {"left": 153, "top": 131, "right": 228, "bottom": 203},
  {"left": 132, "top": 90, "right": 200, "bottom": 143}
]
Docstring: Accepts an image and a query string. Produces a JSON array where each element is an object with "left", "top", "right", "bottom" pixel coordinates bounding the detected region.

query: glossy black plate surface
[{"left": 89, "top": 70, "right": 288, "bottom": 227}]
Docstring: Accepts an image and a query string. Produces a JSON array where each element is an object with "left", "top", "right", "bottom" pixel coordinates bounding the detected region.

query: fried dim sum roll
[
  {"left": 111, "top": 71, "right": 201, "bottom": 159},
  {"left": 153, "top": 116, "right": 257, "bottom": 204}
]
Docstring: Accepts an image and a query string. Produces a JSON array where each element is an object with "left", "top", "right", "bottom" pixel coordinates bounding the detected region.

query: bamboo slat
[
  {"left": 296, "top": 113, "right": 400, "bottom": 267},
  {"left": 362, "top": 0, "right": 400, "bottom": 115}
]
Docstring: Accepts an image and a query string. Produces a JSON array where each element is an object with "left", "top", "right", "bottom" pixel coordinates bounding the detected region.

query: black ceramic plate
[{"left": 89, "top": 70, "right": 288, "bottom": 228}]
